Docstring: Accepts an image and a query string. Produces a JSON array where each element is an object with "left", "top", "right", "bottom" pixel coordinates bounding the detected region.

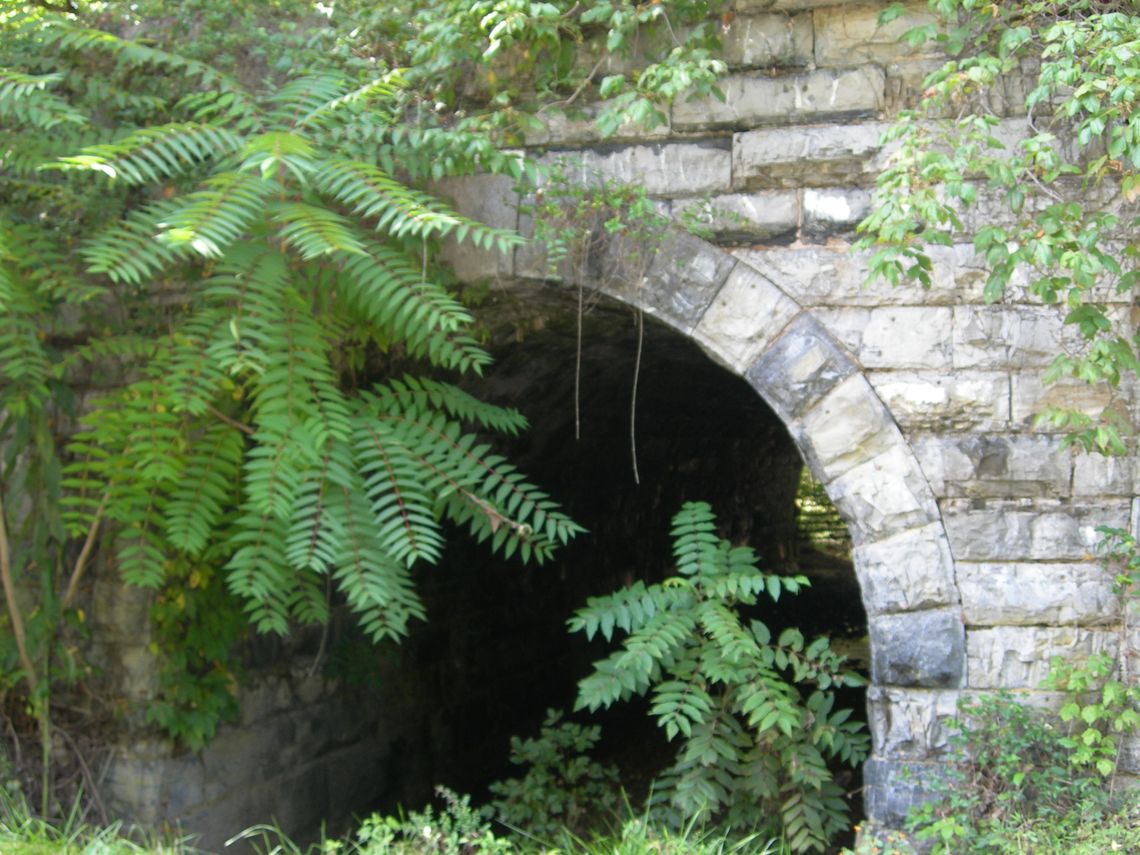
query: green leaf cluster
[
  {"left": 485, "top": 709, "right": 621, "bottom": 839},
  {"left": 905, "top": 690, "right": 1126, "bottom": 854},
  {"left": 0, "top": 6, "right": 582, "bottom": 766},
  {"left": 858, "top": 1, "right": 1140, "bottom": 455},
  {"left": 569, "top": 502, "right": 868, "bottom": 854}
]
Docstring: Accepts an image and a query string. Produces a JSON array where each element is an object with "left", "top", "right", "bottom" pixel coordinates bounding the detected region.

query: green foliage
[
  {"left": 906, "top": 691, "right": 1137, "bottom": 854},
  {"left": 858, "top": 1, "right": 1140, "bottom": 454},
  {"left": 0, "top": 2, "right": 581, "bottom": 795},
  {"left": 398, "top": 0, "right": 725, "bottom": 139},
  {"left": 485, "top": 709, "right": 620, "bottom": 840},
  {"left": 526, "top": 158, "right": 666, "bottom": 281},
  {"left": 144, "top": 553, "right": 246, "bottom": 752},
  {"left": 346, "top": 788, "right": 513, "bottom": 855},
  {"left": 569, "top": 502, "right": 868, "bottom": 854},
  {"left": 1044, "top": 526, "right": 1140, "bottom": 778}
]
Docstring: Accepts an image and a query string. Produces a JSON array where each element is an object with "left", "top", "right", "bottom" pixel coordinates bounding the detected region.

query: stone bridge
[
  {"left": 98, "top": 0, "right": 1139, "bottom": 847},
  {"left": 438, "top": 0, "right": 1140, "bottom": 828}
]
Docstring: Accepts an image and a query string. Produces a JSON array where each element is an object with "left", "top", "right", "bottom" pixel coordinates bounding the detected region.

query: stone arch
[
  {"left": 561, "top": 225, "right": 969, "bottom": 824},
  {"left": 443, "top": 172, "right": 970, "bottom": 820}
]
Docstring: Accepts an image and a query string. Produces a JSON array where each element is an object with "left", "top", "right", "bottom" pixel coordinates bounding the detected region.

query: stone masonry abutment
[
  {"left": 437, "top": 0, "right": 1140, "bottom": 828},
  {"left": 92, "top": 0, "right": 1139, "bottom": 843}
]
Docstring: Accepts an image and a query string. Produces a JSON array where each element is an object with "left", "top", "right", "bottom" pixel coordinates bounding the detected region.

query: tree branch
[
  {"left": 61, "top": 489, "right": 109, "bottom": 612},
  {"left": 0, "top": 486, "right": 40, "bottom": 699}
]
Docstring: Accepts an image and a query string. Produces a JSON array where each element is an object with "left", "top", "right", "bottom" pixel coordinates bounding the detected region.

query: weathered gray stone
[
  {"left": 913, "top": 434, "right": 1073, "bottom": 499},
  {"left": 870, "top": 608, "right": 965, "bottom": 688},
  {"left": 731, "top": 243, "right": 988, "bottom": 307},
  {"left": 801, "top": 374, "right": 900, "bottom": 481},
  {"left": 1072, "top": 442, "right": 1138, "bottom": 502},
  {"left": 966, "top": 626, "right": 1118, "bottom": 689},
  {"left": 1010, "top": 371, "right": 1121, "bottom": 430},
  {"left": 953, "top": 304, "right": 1085, "bottom": 370},
  {"left": 720, "top": 12, "right": 813, "bottom": 68},
  {"left": 814, "top": 2, "right": 941, "bottom": 67},
  {"left": 815, "top": 306, "right": 953, "bottom": 370},
  {"left": 957, "top": 562, "right": 1119, "bottom": 627},
  {"left": 853, "top": 522, "right": 957, "bottom": 616},
  {"left": 691, "top": 261, "right": 801, "bottom": 372},
  {"left": 733, "top": 123, "right": 888, "bottom": 190},
  {"left": 434, "top": 174, "right": 519, "bottom": 283},
  {"left": 801, "top": 187, "right": 872, "bottom": 241},
  {"left": 868, "top": 687, "right": 961, "bottom": 759},
  {"left": 828, "top": 445, "right": 942, "bottom": 544},
  {"left": 672, "top": 191, "right": 799, "bottom": 245},
  {"left": 736, "top": 0, "right": 853, "bottom": 9},
  {"left": 942, "top": 499, "right": 1132, "bottom": 561},
  {"left": 869, "top": 370, "right": 1010, "bottom": 432},
  {"left": 744, "top": 313, "right": 858, "bottom": 421},
  {"left": 863, "top": 758, "right": 950, "bottom": 829},
  {"left": 675, "top": 67, "right": 885, "bottom": 130},
  {"left": 611, "top": 229, "right": 736, "bottom": 333},
  {"left": 522, "top": 106, "right": 671, "bottom": 146},
  {"left": 538, "top": 142, "right": 733, "bottom": 198}
]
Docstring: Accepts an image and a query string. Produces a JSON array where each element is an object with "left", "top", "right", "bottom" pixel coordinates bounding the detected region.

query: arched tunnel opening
[{"left": 331, "top": 281, "right": 869, "bottom": 832}]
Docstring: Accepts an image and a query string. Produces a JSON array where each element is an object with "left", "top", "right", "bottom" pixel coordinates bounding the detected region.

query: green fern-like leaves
[
  {"left": 19, "top": 20, "right": 581, "bottom": 655},
  {"left": 570, "top": 501, "right": 867, "bottom": 854}
]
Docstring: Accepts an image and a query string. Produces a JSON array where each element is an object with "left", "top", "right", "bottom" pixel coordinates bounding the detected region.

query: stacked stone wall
[
  {"left": 440, "top": 0, "right": 1140, "bottom": 828},
  {"left": 89, "top": 0, "right": 1139, "bottom": 840}
]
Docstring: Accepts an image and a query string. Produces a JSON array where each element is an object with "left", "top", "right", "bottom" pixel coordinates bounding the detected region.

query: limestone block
[
  {"left": 814, "top": 306, "right": 952, "bottom": 370},
  {"left": 674, "top": 67, "right": 885, "bottom": 131},
  {"left": 744, "top": 312, "right": 858, "bottom": 421},
  {"left": 238, "top": 674, "right": 296, "bottom": 726},
  {"left": 672, "top": 191, "right": 799, "bottom": 245},
  {"left": 1119, "top": 731, "right": 1140, "bottom": 774},
  {"left": 827, "top": 445, "right": 941, "bottom": 545},
  {"left": 957, "top": 562, "right": 1119, "bottom": 627},
  {"left": 869, "top": 370, "right": 1010, "bottom": 432},
  {"left": 1010, "top": 372, "right": 1121, "bottom": 430},
  {"left": 863, "top": 757, "right": 950, "bottom": 828},
  {"left": 953, "top": 304, "right": 1079, "bottom": 370},
  {"left": 870, "top": 608, "right": 965, "bottom": 688},
  {"left": 732, "top": 243, "right": 986, "bottom": 307},
  {"left": 614, "top": 229, "right": 736, "bottom": 334},
  {"left": 733, "top": 122, "right": 888, "bottom": 190},
  {"left": 522, "top": 105, "right": 671, "bottom": 146},
  {"left": 434, "top": 174, "right": 519, "bottom": 283},
  {"left": 116, "top": 644, "right": 161, "bottom": 699},
  {"left": 736, "top": 0, "right": 852, "bottom": 9},
  {"left": 941, "top": 499, "right": 1132, "bottom": 561},
  {"left": 868, "top": 686, "right": 962, "bottom": 759},
  {"left": 801, "top": 187, "right": 871, "bottom": 241},
  {"left": 815, "top": 2, "right": 940, "bottom": 67},
  {"left": 691, "top": 261, "right": 801, "bottom": 372},
  {"left": 104, "top": 744, "right": 171, "bottom": 822},
  {"left": 538, "top": 142, "right": 732, "bottom": 198},
  {"left": 853, "top": 522, "right": 957, "bottom": 616},
  {"left": 720, "top": 12, "right": 813, "bottom": 68},
  {"left": 912, "top": 434, "right": 1073, "bottom": 499},
  {"left": 966, "top": 626, "right": 1118, "bottom": 689},
  {"left": 801, "top": 373, "right": 900, "bottom": 481}
]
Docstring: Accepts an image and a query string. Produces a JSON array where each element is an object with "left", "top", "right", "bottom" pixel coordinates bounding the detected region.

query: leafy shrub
[
  {"left": 570, "top": 501, "right": 868, "bottom": 853},
  {"left": 485, "top": 709, "right": 620, "bottom": 840},
  {"left": 350, "top": 788, "right": 513, "bottom": 855},
  {"left": 906, "top": 691, "right": 1132, "bottom": 853}
]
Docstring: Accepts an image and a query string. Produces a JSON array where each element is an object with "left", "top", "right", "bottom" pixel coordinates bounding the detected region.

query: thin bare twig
[
  {"left": 207, "top": 404, "right": 255, "bottom": 436},
  {"left": 0, "top": 487, "right": 39, "bottom": 699},
  {"left": 62, "top": 490, "right": 109, "bottom": 612},
  {"left": 630, "top": 309, "right": 643, "bottom": 485},
  {"left": 56, "top": 727, "right": 109, "bottom": 827}
]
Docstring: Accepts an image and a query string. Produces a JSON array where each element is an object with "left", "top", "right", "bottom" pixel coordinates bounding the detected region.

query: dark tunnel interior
[{"left": 326, "top": 281, "right": 869, "bottom": 823}]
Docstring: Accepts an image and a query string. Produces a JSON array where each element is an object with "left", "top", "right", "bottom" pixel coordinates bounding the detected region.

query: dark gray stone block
[{"left": 870, "top": 608, "right": 965, "bottom": 688}]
